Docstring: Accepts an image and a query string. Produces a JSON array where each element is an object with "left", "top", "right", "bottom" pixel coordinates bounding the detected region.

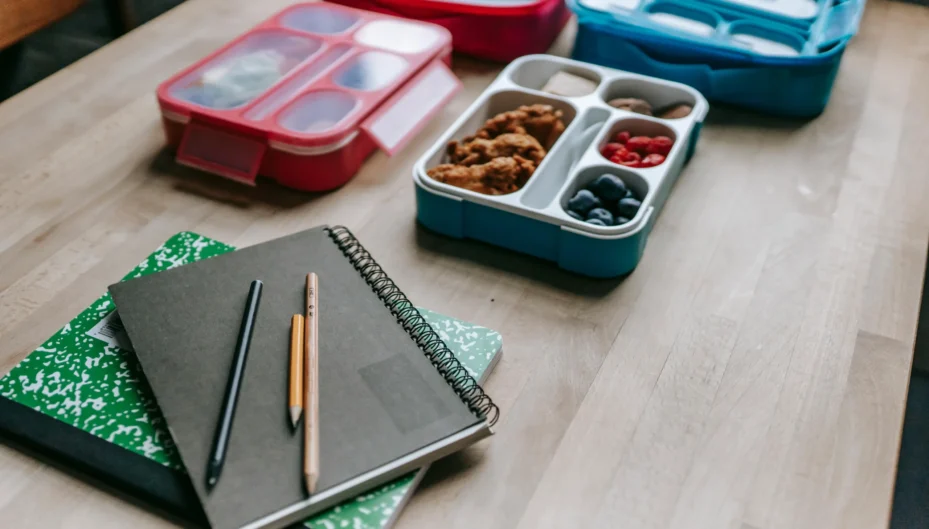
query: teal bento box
[
  {"left": 413, "top": 55, "right": 708, "bottom": 278},
  {"left": 568, "top": 0, "right": 865, "bottom": 117}
]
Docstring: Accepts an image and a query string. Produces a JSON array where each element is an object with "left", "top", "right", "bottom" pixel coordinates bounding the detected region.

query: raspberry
[
  {"left": 625, "top": 136, "right": 651, "bottom": 153},
  {"left": 646, "top": 136, "right": 673, "bottom": 156},
  {"left": 614, "top": 131, "right": 631, "bottom": 144},
  {"left": 618, "top": 150, "right": 641, "bottom": 164},
  {"left": 601, "top": 142, "right": 624, "bottom": 158},
  {"left": 639, "top": 153, "right": 666, "bottom": 168},
  {"left": 609, "top": 147, "right": 630, "bottom": 163}
]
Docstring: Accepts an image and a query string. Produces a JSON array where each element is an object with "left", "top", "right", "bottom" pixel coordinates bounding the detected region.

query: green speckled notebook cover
[{"left": 0, "top": 232, "right": 502, "bottom": 529}]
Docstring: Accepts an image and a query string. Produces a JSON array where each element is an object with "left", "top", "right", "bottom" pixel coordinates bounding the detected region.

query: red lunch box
[
  {"left": 156, "top": 3, "right": 461, "bottom": 191},
  {"left": 327, "top": 0, "right": 570, "bottom": 62}
]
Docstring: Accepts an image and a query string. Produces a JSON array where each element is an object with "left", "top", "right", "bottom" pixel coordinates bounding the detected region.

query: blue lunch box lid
[{"left": 568, "top": 0, "right": 865, "bottom": 65}]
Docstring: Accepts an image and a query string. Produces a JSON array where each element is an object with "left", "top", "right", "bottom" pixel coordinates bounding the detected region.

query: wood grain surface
[{"left": 1, "top": 0, "right": 928, "bottom": 528}]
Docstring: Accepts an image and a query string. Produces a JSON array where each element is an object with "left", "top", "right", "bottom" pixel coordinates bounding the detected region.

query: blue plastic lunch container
[
  {"left": 568, "top": 0, "right": 866, "bottom": 116},
  {"left": 414, "top": 55, "right": 708, "bottom": 278}
]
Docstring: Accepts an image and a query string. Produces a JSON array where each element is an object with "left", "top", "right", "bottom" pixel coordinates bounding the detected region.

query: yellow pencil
[
  {"left": 304, "top": 273, "right": 320, "bottom": 494},
  {"left": 288, "top": 314, "right": 304, "bottom": 428}
]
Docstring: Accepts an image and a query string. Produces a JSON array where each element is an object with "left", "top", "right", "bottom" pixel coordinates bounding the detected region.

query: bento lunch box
[
  {"left": 157, "top": 3, "right": 461, "bottom": 191},
  {"left": 568, "top": 0, "right": 864, "bottom": 117},
  {"left": 413, "top": 55, "right": 708, "bottom": 278},
  {"left": 327, "top": 0, "right": 570, "bottom": 62}
]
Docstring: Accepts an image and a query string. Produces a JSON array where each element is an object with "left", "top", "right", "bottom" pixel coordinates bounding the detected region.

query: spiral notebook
[
  {"left": 108, "top": 226, "right": 498, "bottom": 529},
  {"left": 0, "top": 231, "right": 502, "bottom": 529}
]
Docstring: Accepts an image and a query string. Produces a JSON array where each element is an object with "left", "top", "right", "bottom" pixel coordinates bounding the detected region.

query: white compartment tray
[{"left": 413, "top": 55, "right": 709, "bottom": 277}]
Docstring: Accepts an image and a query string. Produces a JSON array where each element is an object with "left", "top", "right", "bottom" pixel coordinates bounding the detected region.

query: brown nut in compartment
[
  {"left": 657, "top": 103, "right": 693, "bottom": 119},
  {"left": 608, "top": 97, "right": 653, "bottom": 116}
]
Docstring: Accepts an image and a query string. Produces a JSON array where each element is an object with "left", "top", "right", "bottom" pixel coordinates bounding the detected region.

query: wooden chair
[
  {"left": 0, "top": 0, "right": 86, "bottom": 50},
  {"left": 0, "top": 0, "right": 136, "bottom": 99}
]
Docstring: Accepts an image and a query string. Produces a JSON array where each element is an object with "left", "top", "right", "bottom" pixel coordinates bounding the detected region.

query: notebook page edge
[{"left": 242, "top": 420, "right": 493, "bottom": 529}]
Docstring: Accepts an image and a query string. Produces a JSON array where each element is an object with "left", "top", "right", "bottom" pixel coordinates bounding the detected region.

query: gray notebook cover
[{"left": 108, "top": 227, "right": 486, "bottom": 529}]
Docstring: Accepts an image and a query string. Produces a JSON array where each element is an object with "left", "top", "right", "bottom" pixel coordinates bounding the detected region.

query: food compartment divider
[
  {"left": 520, "top": 107, "right": 611, "bottom": 210},
  {"left": 414, "top": 54, "right": 707, "bottom": 277}
]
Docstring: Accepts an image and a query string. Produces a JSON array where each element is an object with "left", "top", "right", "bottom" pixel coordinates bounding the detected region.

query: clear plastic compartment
[
  {"left": 728, "top": 22, "right": 805, "bottom": 56},
  {"left": 244, "top": 43, "right": 352, "bottom": 121},
  {"left": 723, "top": 0, "right": 819, "bottom": 19},
  {"left": 280, "top": 4, "right": 361, "bottom": 35},
  {"left": 277, "top": 90, "right": 359, "bottom": 133},
  {"left": 333, "top": 51, "right": 408, "bottom": 91},
  {"left": 645, "top": 3, "right": 720, "bottom": 37},
  {"left": 354, "top": 20, "right": 442, "bottom": 54},
  {"left": 169, "top": 31, "right": 322, "bottom": 110}
]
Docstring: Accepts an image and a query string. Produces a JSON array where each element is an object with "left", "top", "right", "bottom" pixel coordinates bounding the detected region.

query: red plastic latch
[
  {"left": 176, "top": 121, "right": 266, "bottom": 186},
  {"left": 361, "top": 60, "right": 461, "bottom": 156}
]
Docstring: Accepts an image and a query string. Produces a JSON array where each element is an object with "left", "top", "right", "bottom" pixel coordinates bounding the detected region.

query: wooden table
[{"left": 1, "top": 0, "right": 928, "bottom": 527}]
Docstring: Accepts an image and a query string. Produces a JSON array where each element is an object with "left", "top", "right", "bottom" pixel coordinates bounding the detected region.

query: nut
[
  {"left": 608, "top": 97, "right": 653, "bottom": 116},
  {"left": 658, "top": 104, "right": 693, "bottom": 119}
]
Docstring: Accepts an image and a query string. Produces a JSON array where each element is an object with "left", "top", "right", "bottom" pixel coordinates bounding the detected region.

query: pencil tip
[
  {"left": 305, "top": 473, "right": 318, "bottom": 495},
  {"left": 289, "top": 407, "right": 302, "bottom": 428}
]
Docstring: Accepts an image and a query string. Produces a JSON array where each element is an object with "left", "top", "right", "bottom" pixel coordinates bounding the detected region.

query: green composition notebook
[{"left": 0, "top": 232, "right": 502, "bottom": 529}]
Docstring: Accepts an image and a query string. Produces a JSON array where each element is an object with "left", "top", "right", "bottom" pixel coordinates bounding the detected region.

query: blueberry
[
  {"left": 624, "top": 189, "right": 636, "bottom": 200},
  {"left": 617, "top": 197, "right": 642, "bottom": 218},
  {"left": 567, "top": 210, "right": 584, "bottom": 221},
  {"left": 587, "top": 207, "right": 614, "bottom": 226},
  {"left": 586, "top": 218, "right": 607, "bottom": 226},
  {"left": 566, "top": 189, "right": 602, "bottom": 216},
  {"left": 615, "top": 216, "right": 631, "bottom": 226},
  {"left": 588, "top": 174, "right": 627, "bottom": 202}
]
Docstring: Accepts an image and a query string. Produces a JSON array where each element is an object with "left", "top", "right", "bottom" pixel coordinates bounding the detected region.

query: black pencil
[{"left": 206, "top": 279, "right": 263, "bottom": 490}]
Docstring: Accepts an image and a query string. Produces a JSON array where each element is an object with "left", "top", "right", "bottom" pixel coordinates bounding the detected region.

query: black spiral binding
[{"left": 326, "top": 226, "right": 500, "bottom": 426}]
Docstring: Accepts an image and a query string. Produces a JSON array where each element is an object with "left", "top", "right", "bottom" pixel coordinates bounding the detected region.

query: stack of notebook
[{"left": 0, "top": 226, "right": 501, "bottom": 529}]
